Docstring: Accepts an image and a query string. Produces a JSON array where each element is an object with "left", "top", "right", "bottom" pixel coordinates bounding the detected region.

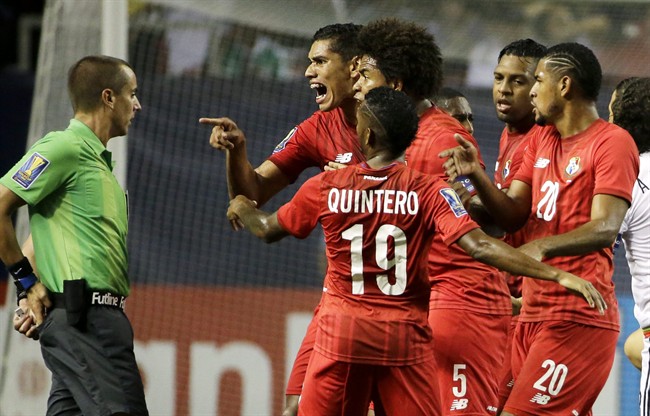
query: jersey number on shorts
[
  {"left": 452, "top": 364, "right": 467, "bottom": 397},
  {"left": 342, "top": 224, "right": 407, "bottom": 296},
  {"left": 536, "top": 181, "right": 559, "bottom": 221},
  {"left": 533, "top": 359, "right": 568, "bottom": 395}
]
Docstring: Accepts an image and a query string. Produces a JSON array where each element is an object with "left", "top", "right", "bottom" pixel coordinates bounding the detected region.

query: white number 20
[
  {"left": 533, "top": 359, "right": 568, "bottom": 396},
  {"left": 342, "top": 224, "right": 407, "bottom": 296},
  {"left": 536, "top": 180, "right": 559, "bottom": 221}
]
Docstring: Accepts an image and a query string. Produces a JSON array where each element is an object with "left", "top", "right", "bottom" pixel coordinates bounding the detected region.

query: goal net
[{"left": 1, "top": 0, "right": 647, "bottom": 414}]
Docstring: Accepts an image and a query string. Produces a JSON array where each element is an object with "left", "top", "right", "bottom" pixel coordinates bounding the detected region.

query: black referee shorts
[{"left": 38, "top": 307, "right": 148, "bottom": 416}]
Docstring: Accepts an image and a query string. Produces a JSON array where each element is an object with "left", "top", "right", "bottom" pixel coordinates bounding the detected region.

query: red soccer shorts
[
  {"left": 298, "top": 351, "right": 440, "bottom": 416},
  {"left": 503, "top": 320, "right": 617, "bottom": 416},
  {"left": 429, "top": 308, "right": 510, "bottom": 415}
]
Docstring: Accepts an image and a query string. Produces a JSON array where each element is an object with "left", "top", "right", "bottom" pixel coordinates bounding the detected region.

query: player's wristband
[
  {"left": 7, "top": 257, "right": 33, "bottom": 279},
  {"left": 14, "top": 274, "right": 38, "bottom": 292}
]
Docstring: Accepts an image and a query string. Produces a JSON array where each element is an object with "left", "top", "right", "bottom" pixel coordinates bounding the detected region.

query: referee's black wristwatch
[{"left": 7, "top": 257, "right": 38, "bottom": 304}]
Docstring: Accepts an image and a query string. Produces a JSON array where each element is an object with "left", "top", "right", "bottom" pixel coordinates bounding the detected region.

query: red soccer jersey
[
  {"left": 277, "top": 162, "right": 479, "bottom": 365},
  {"left": 513, "top": 119, "right": 639, "bottom": 330},
  {"left": 267, "top": 107, "right": 364, "bottom": 182},
  {"left": 494, "top": 125, "right": 542, "bottom": 297},
  {"left": 406, "top": 107, "right": 512, "bottom": 315}
]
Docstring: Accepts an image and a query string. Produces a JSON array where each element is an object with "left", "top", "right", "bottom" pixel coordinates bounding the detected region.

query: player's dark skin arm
[
  {"left": 200, "top": 117, "right": 291, "bottom": 206},
  {"left": 456, "top": 228, "right": 606, "bottom": 314},
  {"left": 226, "top": 195, "right": 289, "bottom": 243},
  {"left": 517, "top": 194, "right": 629, "bottom": 261},
  {"left": 282, "top": 396, "right": 299, "bottom": 416}
]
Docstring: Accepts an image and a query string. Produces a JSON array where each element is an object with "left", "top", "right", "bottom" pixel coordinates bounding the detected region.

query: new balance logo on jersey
[
  {"left": 450, "top": 399, "right": 468, "bottom": 411},
  {"left": 534, "top": 158, "right": 550, "bottom": 168},
  {"left": 571, "top": 410, "right": 579, "bottom": 416},
  {"left": 334, "top": 153, "right": 353, "bottom": 163},
  {"left": 530, "top": 393, "right": 551, "bottom": 405}
]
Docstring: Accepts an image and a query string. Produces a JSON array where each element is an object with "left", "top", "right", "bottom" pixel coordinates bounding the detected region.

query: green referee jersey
[{"left": 0, "top": 119, "right": 130, "bottom": 296}]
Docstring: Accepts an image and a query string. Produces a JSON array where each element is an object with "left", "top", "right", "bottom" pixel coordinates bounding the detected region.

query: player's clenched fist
[{"left": 199, "top": 117, "right": 246, "bottom": 150}]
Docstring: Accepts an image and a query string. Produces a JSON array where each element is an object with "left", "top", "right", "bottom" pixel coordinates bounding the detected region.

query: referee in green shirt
[{"left": 0, "top": 55, "right": 148, "bottom": 415}]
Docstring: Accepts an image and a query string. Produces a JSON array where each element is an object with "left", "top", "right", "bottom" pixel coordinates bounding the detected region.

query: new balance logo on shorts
[
  {"left": 530, "top": 392, "right": 551, "bottom": 405},
  {"left": 450, "top": 398, "right": 468, "bottom": 411},
  {"left": 334, "top": 153, "right": 353, "bottom": 163}
]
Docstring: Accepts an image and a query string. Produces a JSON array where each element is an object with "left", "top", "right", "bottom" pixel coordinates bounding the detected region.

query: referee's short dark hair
[{"left": 68, "top": 55, "right": 133, "bottom": 112}]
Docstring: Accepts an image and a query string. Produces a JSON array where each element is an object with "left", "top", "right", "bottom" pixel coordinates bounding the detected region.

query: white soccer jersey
[{"left": 620, "top": 152, "right": 650, "bottom": 328}]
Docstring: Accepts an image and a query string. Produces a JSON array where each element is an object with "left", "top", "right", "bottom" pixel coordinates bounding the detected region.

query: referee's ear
[{"left": 102, "top": 88, "right": 115, "bottom": 109}]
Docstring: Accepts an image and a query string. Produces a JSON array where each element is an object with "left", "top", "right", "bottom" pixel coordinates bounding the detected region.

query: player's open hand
[
  {"left": 199, "top": 117, "right": 246, "bottom": 151},
  {"left": 439, "top": 134, "right": 481, "bottom": 181},
  {"left": 556, "top": 273, "right": 607, "bottom": 315}
]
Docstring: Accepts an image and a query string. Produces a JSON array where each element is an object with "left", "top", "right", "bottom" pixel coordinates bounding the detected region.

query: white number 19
[{"left": 342, "top": 224, "right": 407, "bottom": 295}]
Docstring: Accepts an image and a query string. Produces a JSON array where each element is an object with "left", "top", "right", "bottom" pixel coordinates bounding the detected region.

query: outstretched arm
[
  {"left": 199, "top": 117, "right": 291, "bottom": 206},
  {"left": 227, "top": 195, "right": 289, "bottom": 243},
  {"left": 456, "top": 228, "right": 606, "bottom": 314}
]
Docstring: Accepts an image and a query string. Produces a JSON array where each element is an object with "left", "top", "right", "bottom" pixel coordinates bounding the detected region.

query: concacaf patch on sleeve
[
  {"left": 439, "top": 188, "right": 468, "bottom": 218},
  {"left": 12, "top": 152, "right": 50, "bottom": 189},
  {"left": 272, "top": 127, "right": 297, "bottom": 154}
]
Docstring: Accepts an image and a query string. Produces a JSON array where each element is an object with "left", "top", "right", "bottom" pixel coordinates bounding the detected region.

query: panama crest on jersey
[
  {"left": 565, "top": 156, "right": 580, "bottom": 176},
  {"left": 272, "top": 127, "right": 297, "bottom": 154},
  {"left": 502, "top": 159, "right": 512, "bottom": 179}
]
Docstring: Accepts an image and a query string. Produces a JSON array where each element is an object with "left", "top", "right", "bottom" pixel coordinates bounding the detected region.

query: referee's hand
[{"left": 14, "top": 298, "right": 40, "bottom": 340}]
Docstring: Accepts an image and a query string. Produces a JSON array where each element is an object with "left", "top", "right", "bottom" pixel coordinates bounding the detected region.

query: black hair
[
  {"left": 313, "top": 23, "right": 363, "bottom": 62},
  {"left": 68, "top": 55, "right": 133, "bottom": 112},
  {"left": 543, "top": 42, "right": 602, "bottom": 101},
  {"left": 357, "top": 18, "right": 443, "bottom": 100},
  {"left": 611, "top": 77, "right": 650, "bottom": 153},
  {"left": 362, "top": 86, "right": 419, "bottom": 156},
  {"left": 498, "top": 38, "right": 547, "bottom": 62}
]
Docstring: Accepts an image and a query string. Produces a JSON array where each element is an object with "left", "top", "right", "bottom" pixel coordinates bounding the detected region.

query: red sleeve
[
  {"left": 593, "top": 128, "right": 639, "bottom": 203},
  {"left": 424, "top": 179, "right": 480, "bottom": 245},
  {"left": 512, "top": 129, "right": 541, "bottom": 186},
  {"left": 277, "top": 175, "right": 321, "bottom": 238},
  {"left": 268, "top": 114, "right": 320, "bottom": 183}
]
